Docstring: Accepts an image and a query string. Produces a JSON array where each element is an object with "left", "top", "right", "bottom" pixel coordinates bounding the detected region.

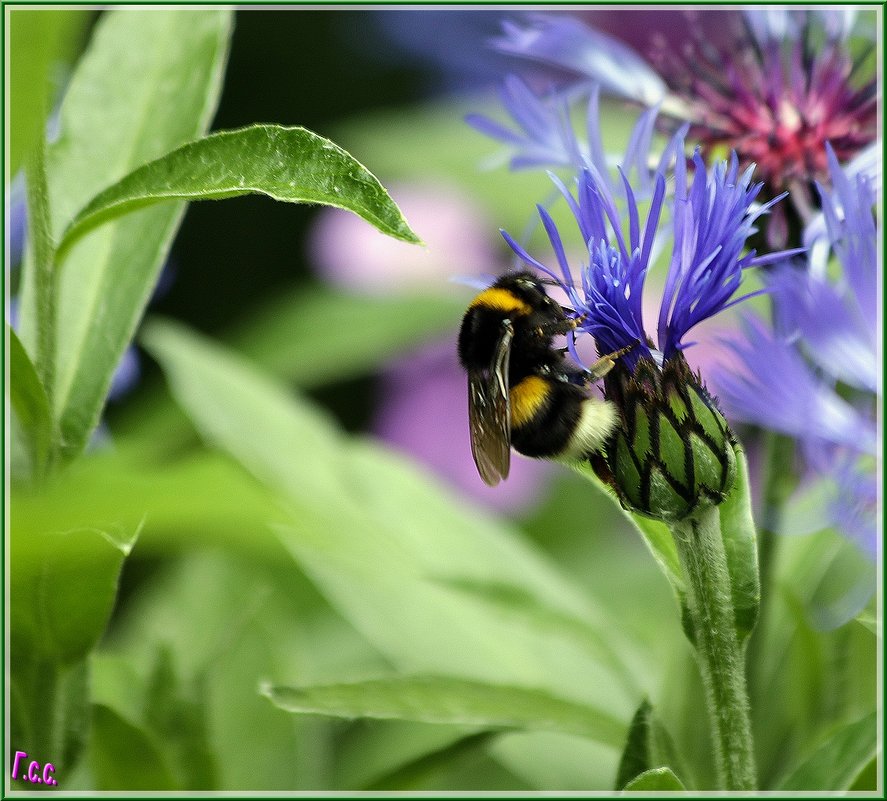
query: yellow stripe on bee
[
  {"left": 470, "top": 287, "right": 533, "bottom": 316},
  {"left": 509, "top": 376, "right": 550, "bottom": 428}
]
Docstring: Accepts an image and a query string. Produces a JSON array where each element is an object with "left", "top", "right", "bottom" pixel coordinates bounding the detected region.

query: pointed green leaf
[
  {"left": 615, "top": 698, "right": 656, "bottom": 790},
  {"left": 264, "top": 676, "right": 625, "bottom": 746},
  {"left": 8, "top": 325, "right": 54, "bottom": 481},
  {"left": 777, "top": 712, "right": 877, "bottom": 790},
  {"left": 10, "top": 522, "right": 138, "bottom": 665},
  {"left": 615, "top": 698, "right": 690, "bottom": 790},
  {"left": 58, "top": 124, "right": 421, "bottom": 260},
  {"left": 623, "top": 767, "right": 686, "bottom": 791},
  {"left": 17, "top": 9, "right": 233, "bottom": 462}
]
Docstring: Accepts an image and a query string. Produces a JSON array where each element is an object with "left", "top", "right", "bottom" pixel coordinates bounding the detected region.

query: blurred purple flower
[
  {"left": 366, "top": 11, "right": 511, "bottom": 92},
  {"left": 309, "top": 182, "right": 554, "bottom": 513},
  {"left": 466, "top": 75, "right": 579, "bottom": 170},
  {"left": 488, "top": 9, "right": 877, "bottom": 240},
  {"left": 713, "top": 146, "right": 879, "bottom": 557},
  {"left": 7, "top": 173, "right": 28, "bottom": 268},
  {"left": 493, "top": 13, "right": 667, "bottom": 106},
  {"left": 467, "top": 79, "right": 673, "bottom": 199}
]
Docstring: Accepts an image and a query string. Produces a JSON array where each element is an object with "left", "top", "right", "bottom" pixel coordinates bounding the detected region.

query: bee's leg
[
  {"left": 538, "top": 311, "right": 586, "bottom": 338},
  {"left": 586, "top": 341, "right": 638, "bottom": 380}
]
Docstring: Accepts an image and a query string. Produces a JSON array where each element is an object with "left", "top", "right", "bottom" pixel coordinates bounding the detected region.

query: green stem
[
  {"left": 672, "top": 505, "right": 757, "bottom": 790},
  {"left": 757, "top": 433, "right": 799, "bottom": 579},
  {"left": 25, "top": 138, "right": 58, "bottom": 414},
  {"left": 748, "top": 432, "right": 798, "bottom": 688}
]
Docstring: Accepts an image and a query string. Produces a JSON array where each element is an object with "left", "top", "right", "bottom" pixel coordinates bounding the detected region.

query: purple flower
[
  {"left": 465, "top": 75, "right": 579, "bottom": 171},
  {"left": 713, "top": 147, "right": 879, "bottom": 557}
]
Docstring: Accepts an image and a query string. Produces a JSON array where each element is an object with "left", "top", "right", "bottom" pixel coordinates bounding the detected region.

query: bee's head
[{"left": 497, "top": 271, "right": 561, "bottom": 314}]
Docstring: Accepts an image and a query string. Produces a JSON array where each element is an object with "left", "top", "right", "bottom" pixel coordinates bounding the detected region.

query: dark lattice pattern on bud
[{"left": 600, "top": 354, "right": 737, "bottom": 521}]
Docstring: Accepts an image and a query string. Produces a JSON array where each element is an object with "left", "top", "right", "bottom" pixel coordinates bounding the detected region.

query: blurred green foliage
[{"left": 7, "top": 7, "right": 877, "bottom": 793}]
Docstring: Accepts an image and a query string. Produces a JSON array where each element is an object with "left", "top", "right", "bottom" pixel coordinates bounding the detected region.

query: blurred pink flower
[{"left": 309, "top": 182, "right": 499, "bottom": 294}]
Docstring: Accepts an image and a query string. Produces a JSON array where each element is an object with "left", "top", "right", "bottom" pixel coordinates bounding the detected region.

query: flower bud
[{"left": 599, "top": 353, "right": 737, "bottom": 521}]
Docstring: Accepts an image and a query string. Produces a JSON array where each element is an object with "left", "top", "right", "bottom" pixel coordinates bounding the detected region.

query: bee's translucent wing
[{"left": 467, "top": 321, "right": 513, "bottom": 486}]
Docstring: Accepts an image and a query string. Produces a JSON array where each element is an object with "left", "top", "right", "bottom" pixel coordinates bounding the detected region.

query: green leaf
[
  {"left": 143, "top": 648, "right": 217, "bottom": 790},
  {"left": 805, "top": 536, "right": 875, "bottom": 631},
  {"left": 90, "top": 705, "right": 176, "bottom": 790},
  {"left": 141, "top": 319, "right": 638, "bottom": 730},
  {"left": 334, "top": 721, "right": 485, "bottom": 790},
  {"left": 8, "top": 325, "right": 54, "bottom": 481},
  {"left": 490, "top": 731, "right": 620, "bottom": 791},
  {"left": 855, "top": 610, "right": 877, "bottom": 634},
  {"left": 622, "top": 767, "right": 686, "bottom": 791},
  {"left": 849, "top": 757, "right": 877, "bottom": 791},
  {"left": 17, "top": 8, "right": 232, "bottom": 462},
  {"left": 615, "top": 698, "right": 689, "bottom": 790},
  {"left": 58, "top": 124, "right": 421, "bottom": 260},
  {"left": 10, "top": 517, "right": 136, "bottom": 774},
  {"left": 92, "top": 550, "right": 349, "bottom": 790},
  {"left": 265, "top": 676, "right": 625, "bottom": 746},
  {"left": 10, "top": 523, "right": 138, "bottom": 665},
  {"left": 717, "top": 444, "right": 760, "bottom": 646},
  {"left": 776, "top": 712, "right": 877, "bottom": 790},
  {"left": 140, "top": 317, "right": 348, "bottom": 509},
  {"left": 12, "top": 448, "right": 284, "bottom": 562},
  {"left": 360, "top": 731, "right": 503, "bottom": 791},
  {"left": 8, "top": 9, "right": 88, "bottom": 173}
]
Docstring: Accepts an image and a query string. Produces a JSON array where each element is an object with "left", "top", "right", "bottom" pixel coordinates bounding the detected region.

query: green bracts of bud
[{"left": 600, "top": 354, "right": 737, "bottom": 521}]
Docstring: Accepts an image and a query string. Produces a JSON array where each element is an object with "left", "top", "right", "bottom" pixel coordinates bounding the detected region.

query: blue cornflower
[
  {"left": 714, "top": 145, "right": 879, "bottom": 556},
  {"left": 502, "top": 139, "right": 795, "bottom": 372},
  {"left": 498, "top": 113, "right": 797, "bottom": 520}
]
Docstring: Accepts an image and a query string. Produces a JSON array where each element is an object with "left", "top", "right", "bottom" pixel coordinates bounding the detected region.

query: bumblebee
[{"left": 458, "top": 271, "right": 628, "bottom": 486}]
